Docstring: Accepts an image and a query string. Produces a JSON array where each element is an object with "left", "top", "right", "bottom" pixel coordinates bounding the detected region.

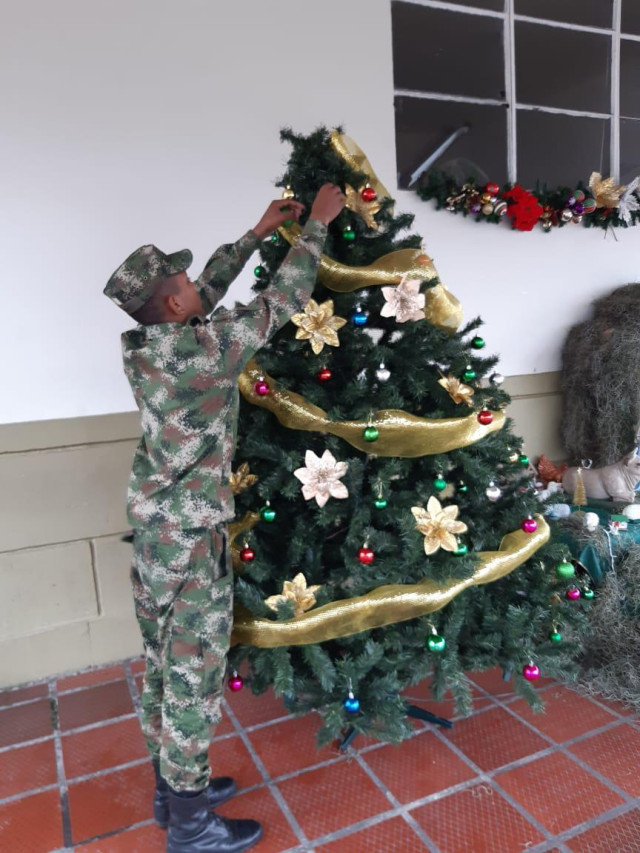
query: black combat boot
[
  {"left": 166, "top": 789, "right": 263, "bottom": 853},
  {"left": 152, "top": 759, "right": 237, "bottom": 829}
]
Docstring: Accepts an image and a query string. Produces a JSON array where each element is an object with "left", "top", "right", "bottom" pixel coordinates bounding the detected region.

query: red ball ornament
[
  {"left": 478, "top": 410, "right": 493, "bottom": 425},
  {"left": 566, "top": 586, "right": 581, "bottom": 601},
  {"left": 228, "top": 672, "right": 244, "bottom": 692},
  {"left": 486, "top": 182, "right": 500, "bottom": 195},
  {"left": 254, "top": 379, "right": 270, "bottom": 396},
  {"left": 317, "top": 367, "right": 332, "bottom": 382},
  {"left": 522, "top": 663, "right": 540, "bottom": 682},
  {"left": 521, "top": 516, "right": 538, "bottom": 533},
  {"left": 240, "top": 546, "right": 255, "bottom": 563},
  {"left": 358, "top": 546, "right": 375, "bottom": 565},
  {"left": 361, "top": 185, "right": 377, "bottom": 202}
]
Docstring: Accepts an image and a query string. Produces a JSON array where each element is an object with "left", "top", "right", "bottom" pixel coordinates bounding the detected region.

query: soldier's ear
[{"left": 166, "top": 292, "right": 186, "bottom": 319}]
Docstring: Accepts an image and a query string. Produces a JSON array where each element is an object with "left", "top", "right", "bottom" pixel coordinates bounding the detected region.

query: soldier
[{"left": 104, "top": 184, "right": 345, "bottom": 853}]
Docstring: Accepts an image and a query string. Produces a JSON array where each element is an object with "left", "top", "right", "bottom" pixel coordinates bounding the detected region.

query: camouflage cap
[{"left": 104, "top": 244, "right": 193, "bottom": 315}]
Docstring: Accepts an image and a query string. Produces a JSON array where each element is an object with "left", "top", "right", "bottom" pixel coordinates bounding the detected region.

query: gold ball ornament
[
  {"left": 480, "top": 192, "right": 492, "bottom": 203},
  {"left": 481, "top": 203, "right": 495, "bottom": 216},
  {"left": 281, "top": 185, "right": 295, "bottom": 199}
]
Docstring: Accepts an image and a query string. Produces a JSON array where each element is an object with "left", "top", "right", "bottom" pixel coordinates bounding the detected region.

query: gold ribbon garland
[
  {"left": 231, "top": 516, "right": 550, "bottom": 647},
  {"left": 239, "top": 360, "right": 505, "bottom": 457},
  {"left": 329, "top": 130, "right": 392, "bottom": 202},
  {"left": 278, "top": 221, "right": 462, "bottom": 334}
]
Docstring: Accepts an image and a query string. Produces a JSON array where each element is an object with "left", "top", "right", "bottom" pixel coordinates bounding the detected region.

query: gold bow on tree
[{"left": 589, "top": 172, "right": 626, "bottom": 208}]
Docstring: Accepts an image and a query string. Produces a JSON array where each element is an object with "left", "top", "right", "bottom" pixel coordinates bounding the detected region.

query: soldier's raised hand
[
  {"left": 252, "top": 199, "right": 305, "bottom": 240},
  {"left": 310, "top": 183, "right": 346, "bottom": 225}
]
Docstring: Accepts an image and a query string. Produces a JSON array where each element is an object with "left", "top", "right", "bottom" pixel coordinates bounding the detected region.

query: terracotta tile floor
[{"left": 0, "top": 662, "right": 638, "bottom": 852}]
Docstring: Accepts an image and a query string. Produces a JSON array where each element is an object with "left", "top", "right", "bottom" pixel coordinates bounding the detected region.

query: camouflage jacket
[{"left": 122, "top": 219, "right": 327, "bottom": 530}]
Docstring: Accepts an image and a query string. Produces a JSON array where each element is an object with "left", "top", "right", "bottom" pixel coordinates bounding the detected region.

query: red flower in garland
[{"left": 502, "top": 185, "right": 544, "bottom": 231}]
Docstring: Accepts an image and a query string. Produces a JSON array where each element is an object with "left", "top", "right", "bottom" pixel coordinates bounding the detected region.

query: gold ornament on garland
[
  {"left": 230, "top": 516, "right": 550, "bottom": 646},
  {"left": 573, "top": 467, "right": 587, "bottom": 508},
  {"left": 239, "top": 360, "right": 505, "bottom": 457},
  {"left": 230, "top": 462, "right": 258, "bottom": 495},
  {"left": 264, "top": 573, "right": 322, "bottom": 617},
  {"left": 437, "top": 372, "right": 474, "bottom": 406},
  {"left": 291, "top": 298, "right": 347, "bottom": 355},
  {"left": 412, "top": 496, "right": 468, "bottom": 555},
  {"left": 588, "top": 172, "right": 626, "bottom": 209},
  {"left": 345, "top": 183, "right": 382, "bottom": 230}
]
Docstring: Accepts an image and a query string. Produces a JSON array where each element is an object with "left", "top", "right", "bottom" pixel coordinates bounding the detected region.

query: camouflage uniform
[{"left": 104, "top": 220, "right": 327, "bottom": 791}]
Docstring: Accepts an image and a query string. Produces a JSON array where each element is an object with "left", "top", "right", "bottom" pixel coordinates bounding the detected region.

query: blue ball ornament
[
  {"left": 343, "top": 692, "right": 360, "bottom": 714},
  {"left": 351, "top": 309, "right": 368, "bottom": 327}
]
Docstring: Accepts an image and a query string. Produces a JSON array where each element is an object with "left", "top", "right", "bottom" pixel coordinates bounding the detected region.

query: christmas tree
[{"left": 227, "top": 127, "right": 589, "bottom": 745}]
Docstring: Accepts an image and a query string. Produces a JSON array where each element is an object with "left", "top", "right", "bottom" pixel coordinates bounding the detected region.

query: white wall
[{"left": 1, "top": 0, "right": 639, "bottom": 425}]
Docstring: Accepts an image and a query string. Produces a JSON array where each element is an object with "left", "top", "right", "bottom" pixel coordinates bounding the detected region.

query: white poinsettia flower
[
  {"left": 619, "top": 176, "right": 640, "bottom": 224},
  {"left": 294, "top": 448, "right": 349, "bottom": 507},
  {"left": 380, "top": 276, "right": 426, "bottom": 323}
]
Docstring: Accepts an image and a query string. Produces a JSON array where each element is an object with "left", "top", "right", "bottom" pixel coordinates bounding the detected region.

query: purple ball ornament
[
  {"left": 523, "top": 662, "right": 541, "bottom": 682},
  {"left": 470, "top": 203, "right": 482, "bottom": 214},
  {"left": 566, "top": 586, "right": 581, "bottom": 601},
  {"left": 573, "top": 202, "right": 585, "bottom": 215},
  {"left": 521, "top": 516, "right": 538, "bottom": 533}
]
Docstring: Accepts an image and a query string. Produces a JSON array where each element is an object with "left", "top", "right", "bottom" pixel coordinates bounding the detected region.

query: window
[{"left": 392, "top": 0, "right": 640, "bottom": 189}]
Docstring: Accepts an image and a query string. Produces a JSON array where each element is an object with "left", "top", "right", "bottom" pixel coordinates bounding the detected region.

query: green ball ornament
[
  {"left": 454, "top": 542, "right": 468, "bottom": 556},
  {"left": 519, "top": 454, "right": 530, "bottom": 466},
  {"left": 427, "top": 634, "right": 446, "bottom": 653},
  {"left": 457, "top": 482, "right": 469, "bottom": 494},
  {"left": 471, "top": 336, "right": 486, "bottom": 349},
  {"left": 463, "top": 367, "right": 476, "bottom": 381},
  {"left": 271, "top": 233, "right": 279, "bottom": 244},
  {"left": 283, "top": 218, "right": 294, "bottom": 227},
  {"left": 363, "top": 426, "right": 379, "bottom": 442},
  {"left": 374, "top": 497, "right": 388, "bottom": 510},
  {"left": 260, "top": 504, "right": 277, "bottom": 523},
  {"left": 342, "top": 227, "right": 356, "bottom": 242},
  {"left": 254, "top": 265, "right": 265, "bottom": 278},
  {"left": 556, "top": 560, "right": 575, "bottom": 580},
  {"left": 549, "top": 630, "right": 563, "bottom": 643},
  {"left": 583, "top": 587, "right": 595, "bottom": 600},
  {"left": 434, "top": 475, "right": 447, "bottom": 492}
]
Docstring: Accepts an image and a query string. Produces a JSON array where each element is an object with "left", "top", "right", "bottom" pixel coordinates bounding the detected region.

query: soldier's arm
[
  {"left": 196, "top": 199, "right": 307, "bottom": 314},
  {"left": 195, "top": 232, "right": 261, "bottom": 315},
  {"left": 213, "top": 218, "right": 328, "bottom": 368}
]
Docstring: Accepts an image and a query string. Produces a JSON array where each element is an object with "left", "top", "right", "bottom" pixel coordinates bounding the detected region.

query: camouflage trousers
[{"left": 131, "top": 526, "right": 233, "bottom": 792}]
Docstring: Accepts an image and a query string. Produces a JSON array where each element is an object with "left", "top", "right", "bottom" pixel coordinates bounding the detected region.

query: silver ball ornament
[
  {"left": 376, "top": 362, "right": 391, "bottom": 382},
  {"left": 490, "top": 373, "right": 505, "bottom": 387},
  {"left": 486, "top": 481, "right": 502, "bottom": 502}
]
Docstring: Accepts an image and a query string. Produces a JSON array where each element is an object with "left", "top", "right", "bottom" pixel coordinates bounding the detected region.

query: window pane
[
  {"left": 391, "top": 3, "right": 505, "bottom": 100},
  {"left": 434, "top": 0, "right": 504, "bottom": 10},
  {"left": 621, "top": 1, "right": 640, "bottom": 36},
  {"left": 514, "top": 0, "right": 612, "bottom": 29},
  {"left": 620, "top": 120, "right": 640, "bottom": 183},
  {"left": 620, "top": 40, "right": 640, "bottom": 118},
  {"left": 517, "top": 111, "right": 610, "bottom": 188},
  {"left": 394, "top": 96, "right": 508, "bottom": 189},
  {"left": 515, "top": 22, "right": 611, "bottom": 113}
]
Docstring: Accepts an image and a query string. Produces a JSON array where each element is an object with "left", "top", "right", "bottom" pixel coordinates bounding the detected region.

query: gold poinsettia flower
[
  {"left": 437, "top": 372, "right": 474, "bottom": 406},
  {"left": 412, "top": 496, "right": 468, "bottom": 555},
  {"left": 291, "top": 298, "right": 347, "bottom": 355},
  {"left": 229, "top": 462, "right": 258, "bottom": 495},
  {"left": 264, "top": 572, "right": 322, "bottom": 617},
  {"left": 345, "top": 183, "right": 382, "bottom": 230},
  {"left": 588, "top": 172, "right": 626, "bottom": 209}
]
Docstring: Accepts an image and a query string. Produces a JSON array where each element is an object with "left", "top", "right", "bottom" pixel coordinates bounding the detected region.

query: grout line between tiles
[
  {"left": 497, "top": 693, "right": 637, "bottom": 804},
  {"left": 0, "top": 733, "right": 55, "bottom": 755},
  {"left": 49, "top": 681, "right": 73, "bottom": 849},
  {"left": 352, "top": 750, "right": 442, "bottom": 852},
  {"left": 546, "top": 800, "right": 640, "bottom": 847},
  {"left": 0, "top": 782, "right": 60, "bottom": 807},
  {"left": 222, "top": 697, "right": 311, "bottom": 849},
  {"left": 428, "top": 724, "right": 556, "bottom": 843}
]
